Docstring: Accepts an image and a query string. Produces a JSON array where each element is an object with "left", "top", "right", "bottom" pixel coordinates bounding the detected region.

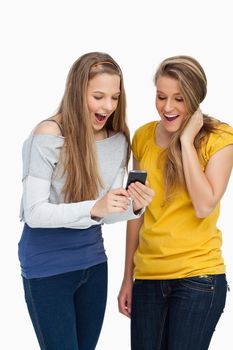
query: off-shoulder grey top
[{"left": 20, "top": 132, "right": 142, "bottom": 229}]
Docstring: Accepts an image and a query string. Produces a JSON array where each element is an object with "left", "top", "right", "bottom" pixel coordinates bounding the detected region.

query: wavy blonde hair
[
  {"left": 154, "top": 55, "right": 221, "bottom": 197},
  {"left": 57, "top": 52, "right": 130, "bottom": 202}
]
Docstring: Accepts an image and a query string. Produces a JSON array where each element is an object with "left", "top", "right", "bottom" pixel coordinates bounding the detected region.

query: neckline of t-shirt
[
  {"left": 95, "top": 131, "right": 121, "bottom": 143},
  {"left": 153, "top": 121, "right": 167, "bottom": 150},
  {"left": 29, "top": 131, "right": 121, "bottom": 143}
]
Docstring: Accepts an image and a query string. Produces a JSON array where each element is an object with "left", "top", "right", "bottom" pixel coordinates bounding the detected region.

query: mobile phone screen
[{"left": 126, "top": 170, "right": 147, "bottom": 189}]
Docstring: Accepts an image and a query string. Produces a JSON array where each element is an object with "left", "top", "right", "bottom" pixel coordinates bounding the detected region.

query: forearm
[
  {"left": 181, "top": 141, "right": 215, "bottom": 217},
  {"left": 123, "top": 216, "right": 143, "bottom": 280},
  {"left": 22, "top": 176, "right": 100, "bottom": 228}
]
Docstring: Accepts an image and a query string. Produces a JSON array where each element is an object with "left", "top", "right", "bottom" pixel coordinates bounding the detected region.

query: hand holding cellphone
[{"left": 125, "top": 170, "right": 147, "bottom": 189}]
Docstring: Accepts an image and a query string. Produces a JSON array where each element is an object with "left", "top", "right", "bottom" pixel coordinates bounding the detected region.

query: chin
[
  {"left": 163, "top": 121, "right": 182, "bottom": 133},
  {"left": 93, "top": 124, "right": 105, "bottom": 132}
]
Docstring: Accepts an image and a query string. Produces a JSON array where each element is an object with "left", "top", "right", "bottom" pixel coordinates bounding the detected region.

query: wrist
[
  {"left": 90, "top": 201, "right": 103, "bottom": 221},
  {"left": 123, "top": 269, "right": 134, "bottom": 281},
  {"left": 90, "top": 215, "right": 103, "bottom": 222},
  {"left": 123, "top": 275, "right": 133, "bottom": 284},
  {"left": 132, "top": 201, "right": 142, "bottom": 212},
  {"left": 180, "top": 137, "right": 194, "bottom": 147},
  {"left": 132, "top": 202, "right": 144, "bottom": 215},
  {"left": 133, "top": 208, "right": 143, "bottom": 215}
]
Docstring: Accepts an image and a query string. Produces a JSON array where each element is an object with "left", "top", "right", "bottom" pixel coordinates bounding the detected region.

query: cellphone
[{"left": 125, "top": 170, "right": 147, "bottom": 189}]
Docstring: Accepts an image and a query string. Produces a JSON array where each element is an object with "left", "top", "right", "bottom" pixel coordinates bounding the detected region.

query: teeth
[
  {"left": 164, "top": 114, "right": 178, "bottom": 118},
  {"left": 95, "top": 113, "right": 108, "bottom": 122}
]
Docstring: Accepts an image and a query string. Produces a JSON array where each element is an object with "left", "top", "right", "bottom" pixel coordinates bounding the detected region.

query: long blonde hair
[
  {"left": 154, "top": 55, "right": 220, "bottom": 196},
  {"left": 57, "top": 52, "right": 130, "bottom": 202}
]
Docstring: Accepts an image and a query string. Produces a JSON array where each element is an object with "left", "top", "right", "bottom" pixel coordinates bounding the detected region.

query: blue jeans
[
  {"left": 131, "top": 274, "right": 228, "bottom": 350},
  {"left": 23, "top": 262, "right": 107, "bottom": 350}
]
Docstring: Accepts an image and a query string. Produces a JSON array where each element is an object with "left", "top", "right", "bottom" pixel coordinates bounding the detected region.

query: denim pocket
[{"left": 180, "top": 275, "right": 215, "bottom": 292}]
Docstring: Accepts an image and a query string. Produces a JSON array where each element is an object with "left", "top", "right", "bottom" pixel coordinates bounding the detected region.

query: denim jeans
[
  {"left": 131, "top": 274, "right": 228, "bottom": 350},
  {"left": 23, "top": 262, "right": 107, "bottom": 350}
]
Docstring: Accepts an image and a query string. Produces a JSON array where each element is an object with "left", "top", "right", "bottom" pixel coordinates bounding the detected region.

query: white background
[{"left": 1, "top": 0, "right": 233, "bottom": 349}]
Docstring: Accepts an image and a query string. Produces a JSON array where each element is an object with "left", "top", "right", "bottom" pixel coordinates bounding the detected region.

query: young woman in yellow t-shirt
[{"left": 118, "top": 56, "right": 233, "bottom": 350}]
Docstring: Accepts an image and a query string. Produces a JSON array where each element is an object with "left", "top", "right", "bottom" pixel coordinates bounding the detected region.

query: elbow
[
  {"left": 195, "top": 205, "right": 215, "bottom": 219},
  {"left": 24, "top": 209, "right": 41, "bottom": 228},
  {"left": 25, "top": 221, "right": 38, "bottom": 228},
  {"left": 24, "top": 216, "right": 39, "bottom": 228}
]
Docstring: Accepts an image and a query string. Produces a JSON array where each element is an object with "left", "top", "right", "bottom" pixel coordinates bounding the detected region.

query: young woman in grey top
[{"left": 18, "top": 52, "right": 154, "bottom": 350}]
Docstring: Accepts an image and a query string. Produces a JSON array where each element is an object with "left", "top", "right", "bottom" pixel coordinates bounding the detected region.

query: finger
[
  {"left": 111, "top": 202, "right": 129, "bottom": 211},
  {"left": 108, "top": 206, "right": 128, "bottom": 213},
  {"left": 112, "top": 196, "right": 130, "bottom": 207},
  {"left": 129, "top": 192, "right": 147, "bottom": 208},
  {"left": 118, "top": 297, "right": 131, "bottom": 318},
  {"left": 129, "top": 183, "right": 154, "bottom": 201},
  {"left": 197, "top": 107, "right": 202, "bottom": 115},
  {"left": 109, "top": 199, "right": 129, "bottom": 211},
  {"left": 127, "top": 187, "right": 141, "bottom": 201},
  {"left": 131, "top": 182, "right": 155, "bottom": 196},
  {"left": 126, "top": 297, "right": 132, "bottom": 315},
  {"left": 128, "top": 189, "right": 153, "bottom": 209},
  {"left": 111, "top": 188, "right": 130, "bottom": 197}
]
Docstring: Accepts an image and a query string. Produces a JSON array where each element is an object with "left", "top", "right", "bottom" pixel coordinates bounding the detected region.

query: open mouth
[
  {"left": 95, "top": 113, "right": 107, "bottom": 123},
  {"left": 164, "top": 114, "right": 179, "bottom": 122}
]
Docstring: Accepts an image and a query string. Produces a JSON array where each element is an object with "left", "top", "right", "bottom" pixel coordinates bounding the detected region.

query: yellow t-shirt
[{"left": 132, "top": 121, "right": 233, "bottom": 279}]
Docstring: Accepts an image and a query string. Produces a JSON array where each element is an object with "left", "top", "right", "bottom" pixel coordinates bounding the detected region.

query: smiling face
[
  {"left": 156, "top": 75, "right": 188, "bottom": 134},
  {"left": 86, "top": 73, "right": 121, "bottom": 135}
]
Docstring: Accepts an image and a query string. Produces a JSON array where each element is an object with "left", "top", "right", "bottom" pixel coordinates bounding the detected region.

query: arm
[
  {"left": 24, "top": 176, "right": 130, "bottom": 228},
  {"left": 181, "top": 110, "right": 233, "bottom": 218},
  {"left": 118, "top": 216, "right": 143, "bottom": 317},
  {"left": 22, "top": 122, "right": 130, "bottom": 228},
  {"left": 118, "top": 157, "right": 146, "bottom": 317},
  {"left": 23, "top": 176, "right": 101, "bottom": 228}
]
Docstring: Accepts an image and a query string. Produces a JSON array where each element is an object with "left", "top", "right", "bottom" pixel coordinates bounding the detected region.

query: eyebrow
[
  {"left": 156, "top": 90, "right": 182, "bottom": 96},
  {"left": 92, "top": 90, "right": 121, "bottom": 95}
]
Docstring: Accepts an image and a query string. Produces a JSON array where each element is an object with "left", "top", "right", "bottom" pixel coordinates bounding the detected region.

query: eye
[
  {"left": 157, "top": 95, "right": 166, "bottom": 101},
  {"left": 112, "top": 96, "right": 120, "bottom": 101},
  {"left": 93, "top": 96, "right": 102, "bottom": 100},
  {"left": 175, "top": 97, "right": 184, "bottom": 102}
]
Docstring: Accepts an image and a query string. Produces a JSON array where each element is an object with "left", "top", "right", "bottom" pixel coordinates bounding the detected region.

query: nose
[
  {"left": 103, "top": 98, "right": 115, "bottom": 113},
  {"left": 164, "top": 98, "right": 174, "bottom": 112}
]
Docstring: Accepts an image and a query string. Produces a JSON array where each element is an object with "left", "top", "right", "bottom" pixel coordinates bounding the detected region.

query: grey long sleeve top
[{"left": 20, "top": 132, "right": 142, "bottom": 229}]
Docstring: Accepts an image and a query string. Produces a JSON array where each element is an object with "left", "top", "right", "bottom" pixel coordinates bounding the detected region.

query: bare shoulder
[{"left": 33, "top": 119, "right": 62, "bottom": 136}]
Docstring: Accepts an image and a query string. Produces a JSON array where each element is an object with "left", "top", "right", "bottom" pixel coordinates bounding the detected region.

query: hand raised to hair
[{"left": 180, "top": 108, "right": 203, "bottom": 145}]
